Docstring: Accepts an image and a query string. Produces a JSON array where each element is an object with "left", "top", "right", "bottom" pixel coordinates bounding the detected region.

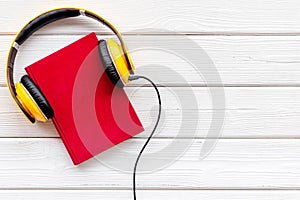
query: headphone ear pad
[
  {"left": 20, "top": 75, "right": 54, "bottom": 119},
  {"left": 98, "top": 39, "right": 124, "bottom": 87}
]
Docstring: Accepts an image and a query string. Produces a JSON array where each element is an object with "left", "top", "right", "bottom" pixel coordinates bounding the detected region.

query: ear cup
[
  {"left": 106, "top": 38, "right": 131, "bottom": 84},
  {"left": 20, "top": 75, "right": 54, "bottom": 119},
  {"left": 98, "top": 39, "right": 124, "bottom": 87}
]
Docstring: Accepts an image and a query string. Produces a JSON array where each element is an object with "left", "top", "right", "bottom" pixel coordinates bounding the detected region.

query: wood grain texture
[
  {"left": 1, "top": 35, "right": 300, "bottom": 86},
  {"left": 0, "top": 0, "right": 300, "bottom": 34},
  {"left": 2, "top": 87, "right": 300, "bottom": 138},
  {"left": 0, "top": 138, "right": 299, "bottom": 189},
  {"left": 2, "top": 190, "right": 300, "bottom": 200},
  {"left": 1, "top": 0, "right": 300, "bottom": 197}
]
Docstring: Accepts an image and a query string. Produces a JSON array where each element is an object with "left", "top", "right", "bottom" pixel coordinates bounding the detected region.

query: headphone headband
[{"left": 7, "top": 8, "right": 134, "bottom": 122}]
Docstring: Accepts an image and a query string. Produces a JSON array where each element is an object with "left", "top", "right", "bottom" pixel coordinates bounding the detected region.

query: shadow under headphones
[{"left": 6, "top": 8, "right": 135, "bottom": 123}]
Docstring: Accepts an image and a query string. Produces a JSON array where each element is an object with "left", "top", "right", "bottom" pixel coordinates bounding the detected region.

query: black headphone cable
[{"left": 128, "top": 75, "right": 162, "bottom": 200}]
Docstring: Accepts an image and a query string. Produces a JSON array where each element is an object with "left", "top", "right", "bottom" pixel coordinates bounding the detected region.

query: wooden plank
[
  {"left": 1, "top": 35, "right": 300, "bottom": 86},
  {"left": 1, "top": 190, "right": 300, "bottom": 200},
  {"left": 1, "top": 86, "right": 300, "bottom": 138},
  {"left": 1, "top": 0, "right": 300, "bottom": 34},
  {"left": 0, "top": 138, "right": 299, "bottom": 189}
]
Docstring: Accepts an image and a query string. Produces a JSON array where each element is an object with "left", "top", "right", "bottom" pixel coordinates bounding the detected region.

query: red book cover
[{"left": 25, "top": 32, "right": 144, "bottom": 165}]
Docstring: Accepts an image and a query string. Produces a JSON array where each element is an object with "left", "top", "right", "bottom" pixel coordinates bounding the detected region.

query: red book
[{"left": 25, "top": 32, "right": 144, "bottom": 165}]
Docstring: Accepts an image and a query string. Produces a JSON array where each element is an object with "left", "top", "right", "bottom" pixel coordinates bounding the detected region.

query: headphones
[
  {"left": 6, "top": 8, "right": 135, "bottom": 123},
  {"left": 7, "top": 8, "right": 162, "bottom": 199}
]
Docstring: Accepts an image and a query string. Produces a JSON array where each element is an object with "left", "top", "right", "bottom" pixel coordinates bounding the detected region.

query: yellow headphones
[{"left": 6, "top": 8, "right": 135, "bottom": 123}]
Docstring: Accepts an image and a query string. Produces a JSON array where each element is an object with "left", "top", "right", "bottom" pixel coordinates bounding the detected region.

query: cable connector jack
[{"left": 128, "top": 75, "right": 140, "bottom": 81}]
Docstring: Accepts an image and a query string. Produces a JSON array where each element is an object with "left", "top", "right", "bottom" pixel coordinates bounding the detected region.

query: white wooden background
[{"left": 1, "top": 0, "right": 300, "bottom": 199}]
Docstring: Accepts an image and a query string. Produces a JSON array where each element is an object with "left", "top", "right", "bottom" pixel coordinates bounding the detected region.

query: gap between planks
[
  {"left": 2, "top": 188, "right": 300, "bottom": 191},
  {"left": 3, "top": 32, "right": 300, "bottom": 36}
]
